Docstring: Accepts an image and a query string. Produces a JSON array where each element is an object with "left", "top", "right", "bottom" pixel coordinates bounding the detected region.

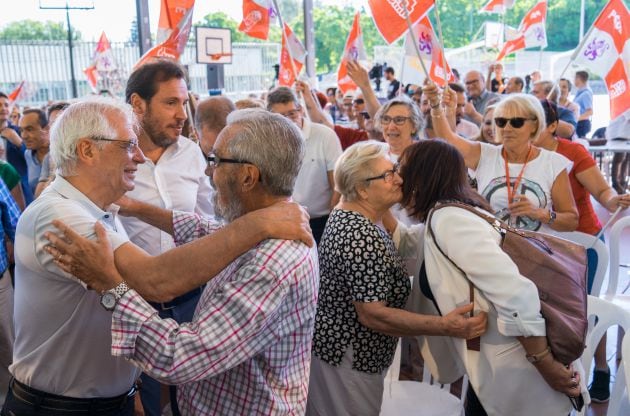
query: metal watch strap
[{"left": 111, "top": 281, "right": 130, "bottom": 299}]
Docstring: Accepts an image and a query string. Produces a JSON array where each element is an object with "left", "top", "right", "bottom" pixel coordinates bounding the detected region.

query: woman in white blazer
[{"left": 395, "top": 139, "right": 584, "bottom": 416}]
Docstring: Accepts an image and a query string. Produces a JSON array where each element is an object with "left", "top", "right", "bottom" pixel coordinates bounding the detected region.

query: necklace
[{"left": 502, "top": 145, "right": 534, "bottom": 204}]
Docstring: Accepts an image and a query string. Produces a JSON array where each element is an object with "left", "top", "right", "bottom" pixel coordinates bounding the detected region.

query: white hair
[
  {"left": 49, "top": 97, "right": 135, "bottom": 176},
  {"left": 334, "top": 141, "right": 390, "bottom": 202}
]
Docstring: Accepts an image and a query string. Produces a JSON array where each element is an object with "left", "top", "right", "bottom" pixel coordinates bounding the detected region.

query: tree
[{"left": 0, "top": 20, "right": 81, "bottom": 41}]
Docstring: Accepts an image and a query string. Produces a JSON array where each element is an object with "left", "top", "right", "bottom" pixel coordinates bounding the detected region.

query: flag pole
[
  {"left": 433, "top": 0, "right": 448, "bottom": 87},
  {"left": 402, "top": 0, "right": 431, "bottom": 81},
  {"left": 272, "top": 0, "right": 301, "bottom": 86}
]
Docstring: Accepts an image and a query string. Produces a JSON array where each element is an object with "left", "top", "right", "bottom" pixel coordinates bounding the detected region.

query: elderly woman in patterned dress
[{"left": 305, "top": 141, "right": 487, "bottom": 416}]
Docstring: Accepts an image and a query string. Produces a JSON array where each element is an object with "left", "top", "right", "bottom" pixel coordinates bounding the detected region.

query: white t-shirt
[
  {"left": 474, "top": 143, "right": 571, "bottom": 233},
  {"left": 293, "top": 118, "right": 342, "bottom": 217}
]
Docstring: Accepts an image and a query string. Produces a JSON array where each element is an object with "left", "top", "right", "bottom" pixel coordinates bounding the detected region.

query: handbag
[{"left": 427, "top": 202, "right": 588, "bottom": 366}]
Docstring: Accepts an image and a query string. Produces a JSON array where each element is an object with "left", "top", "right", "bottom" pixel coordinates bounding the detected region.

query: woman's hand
[
  {"left": 607, "top": 193, "right": 630, "bottom": 211},
  {"left": 441, "top": 87, "right": 457, "bottom": 112},
  {"left": 533, "top": 354, "right": 582, "bottom": 397},
  {"left": 508, "top": 195, "right": 545, "bottom": 222},
  {"left": 442, "top": 303, "right": 488, "bottom": 339},
  {"left": 422, "top": 82, "right": 440, "bottom": 107},
  {"left": 346, "top": 60, "right": 370, "bottom": 89}
]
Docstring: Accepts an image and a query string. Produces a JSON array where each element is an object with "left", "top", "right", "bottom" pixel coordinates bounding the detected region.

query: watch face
[{"left": 101, "top": 292, "right": 117, "bottom": 311}]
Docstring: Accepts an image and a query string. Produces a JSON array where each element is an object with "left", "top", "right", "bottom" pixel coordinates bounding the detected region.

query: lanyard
[{"left": 502, "top": 145, "right": 533, "bottom": 204}]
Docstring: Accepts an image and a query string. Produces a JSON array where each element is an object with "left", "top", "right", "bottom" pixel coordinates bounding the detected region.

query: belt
[
  {"left": 10, "top": 378, "right": 137, "bottom": 413},
  {"left": 149, "top": 286, "right": 204, "bottom": 311}
]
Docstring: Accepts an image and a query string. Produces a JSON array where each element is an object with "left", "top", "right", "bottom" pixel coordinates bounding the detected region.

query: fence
[{"left": 0, "top": 40, "right": 280, "bottom": 106}]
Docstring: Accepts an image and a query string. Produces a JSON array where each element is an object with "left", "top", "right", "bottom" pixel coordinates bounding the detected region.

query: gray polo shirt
[
  {"left": 11, "top": 176, "right": 141, "bottom": 397},
  {"left": 466, "top": 90, "right": 501, "bottom": 125}
]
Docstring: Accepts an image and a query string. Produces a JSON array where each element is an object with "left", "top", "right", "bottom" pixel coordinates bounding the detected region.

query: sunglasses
[
  {"left": 494, "top": 117, "right": 536, "bottom": 129},
  {"left": 353, "top": 99, "right": 365, "bottom": 105}
]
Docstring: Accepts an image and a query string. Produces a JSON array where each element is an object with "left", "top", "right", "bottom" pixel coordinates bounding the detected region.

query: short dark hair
[
  {"left": 0, "top": 92, "right": 8, "bottom": 100},
  {"left": 22, "top": 108, "right": 48, "bottom": 128},
  {"left": 47, "top": 101, "right": 70, "bottom": 119},
  {"left": 266, "top": 86, "right": 298, "bottom": 111},
  {"left": 448, "top": 83, "right": 465, "bottom": 94},
  {"left": 399, "top": 139, "right": 491, "bottom": 222},
  {"left": 575, "top": 71, "right": 589, "bottom": 83},
  {"left": 385, "top": 67, "right": 395, "bottom": 75},
  {"left": 559, "top": 78, "right": 572, "bottom": 92},
  {"left": 540, "top": 99, "right": 559, "bottom": 127},
  {"left": 195, "top": 96, "right": 236, "bottom": 132},
  {"left": 125, "top": 58, "right": 188, "bottom": 104},
  {"left": 512, "top": 77, "right": 524, "bottom": 89}
]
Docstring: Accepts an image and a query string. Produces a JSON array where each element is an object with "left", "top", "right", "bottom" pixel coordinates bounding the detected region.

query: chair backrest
[
  {"left": 553, "top": 231, "right": 609, "bottom": 296},
  {"left": 608, "top": 216, "right": 630, "bottom": 295},
  {"left": 579, "top": 296, "right": 630, "bottom": 415},
  {"left": 608, "top": 331, "right": 630, "bottom": 415}
]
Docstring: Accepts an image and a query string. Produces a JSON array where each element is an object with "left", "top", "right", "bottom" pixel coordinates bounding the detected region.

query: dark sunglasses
[
  {"left": 353, "top": 98, "right": 365, "bottom": 105},
  {"left": 494, "top": 117, "right": 536, "bottom": 129}
]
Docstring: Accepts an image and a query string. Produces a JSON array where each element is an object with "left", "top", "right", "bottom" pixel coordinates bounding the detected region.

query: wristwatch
[
  {"left": 100, "top": 281, "right": 130, "bottom": 311},
  {"left": 526, "top": 346, "right": 551, "bottom": 364},
  {"left": 547, "top": 209, "right": 557, "bottom": 225}
]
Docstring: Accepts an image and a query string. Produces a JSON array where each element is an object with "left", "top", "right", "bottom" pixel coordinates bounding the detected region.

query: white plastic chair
[
  {"left": 578, "top": 296, "right": 630, "bottom": 415},
  {"left": 380, "top": 339, "right": 465, "bottom": 416},
  {"left": 606, "top": 216, "right": 630, "bottom": 296},
  {"left": 554, "top": 231, "right": 609, "bottom": 297},
  {"left": 612, "top": 330, "right": 630, "bottom": 415}
]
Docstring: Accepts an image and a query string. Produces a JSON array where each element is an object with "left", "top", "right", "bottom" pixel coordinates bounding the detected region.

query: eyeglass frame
[
  {"left": 493, "top": 117, "right": 537, "bottom": 129},
  {"left": 380, "top": 115, "right": 411, "bottom": 126},
  {"left": 89, "top": 136, "right": 139, "bottom": 152},
  {"left": 206, "top": 152, "right": 253, "bottom": 169},
  {"left": 364, "top": 163, "right": 400, "bottom": 183}
]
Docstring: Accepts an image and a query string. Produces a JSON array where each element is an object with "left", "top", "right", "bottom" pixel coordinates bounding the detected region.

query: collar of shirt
[
  {"left": 471, "top": 89, "right": 489, "bottom": 104},
  {"left": 301, "top": 117, "right": 311, "bottom": 141},
  {"left": 141, "top": 135, "right": 184, "bottom": 167},
  {"left": 50, "top": 175, "right": 121, "bottom": 230}
]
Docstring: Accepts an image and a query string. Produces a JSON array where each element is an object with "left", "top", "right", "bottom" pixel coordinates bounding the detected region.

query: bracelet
[{"left": 526, "top": 346, "right": 552, "bottom": 364}]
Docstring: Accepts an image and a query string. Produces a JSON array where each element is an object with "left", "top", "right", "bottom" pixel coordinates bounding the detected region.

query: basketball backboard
[{"left": 196, "top": 27, "right": 232, "bottom": 65}]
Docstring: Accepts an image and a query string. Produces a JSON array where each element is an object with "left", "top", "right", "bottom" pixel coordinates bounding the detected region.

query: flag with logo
[
  {"left": 135, "top": 0, "right": 195, "bottom": 68},
  {"left": 92, "top": 32, "right": 117, "bottom": 72},
  {"left": 367, "top": 0, "right": 434, "bottom": 44},
  {"left": 480, "top": 0, "right": 515, "bottom": 14},
  {"left": 572, "top": 0, "right": 630, "bottom": 119},
  {"left": 278, "top": 23, "right": 306, "bottom": 86},
  {"left": 496, "top": 0, "right": 547, "bottom": 61},
  {"left": 336, "top": 12, "right": 368, "bottom": 94},
  {"left": 238, "top": 0, "right": 274, "bottom": 40},
  {"left": 7, "top": 81, "right": 25, "bottom": 103},
  {"left": 402, "top": 15, "right": 453, "bottom": 86}
]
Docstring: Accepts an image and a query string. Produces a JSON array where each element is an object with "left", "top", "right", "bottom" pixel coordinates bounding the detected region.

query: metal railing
[{"left": 0, "top": 40, "right": 280, "bottom": 106}]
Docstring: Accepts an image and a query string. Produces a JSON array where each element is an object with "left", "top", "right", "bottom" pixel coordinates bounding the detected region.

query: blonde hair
[
  {"left": 494, "top": 94, "right": 546, "bottom": 142},
  {"left": 334, "top": 141, "right": 390, "bottom": 202}
]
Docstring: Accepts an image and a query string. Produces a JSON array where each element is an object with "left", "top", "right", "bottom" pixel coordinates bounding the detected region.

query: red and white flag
[
  {"left": 480, "top": 0, "right": 515, "bottom": 14},
  {"left": 83, "top": 32, "right": 116, "bottom": 92},
  {"left": 337, "top": 12, "right": 368, "bottom": 94},
  {"left": 83, "top": 66, "right": 98, "bottom": 92},
  {"left": 7, "top": 81, "right": 25, "bottom": 103},
  {"left": 403, "top": 15, "right": 453, "bottom": 86},
  {"left": 135, "top": 0, "right": 195, "bottom": 68},
  {"left": 238, "top": 0, "right": 274, "bottom": 40},
  {"left": 572, "top": 0, "right": 630, "bottom": 119},
  {"left": 496, "top": 0, "right": 547, "bottom": 61},
  {"left": 368, "top": 0, "right": 434, "bottom": 44},
  {"left": 278, "top": 23, "right": 306, "bottom": 87}
]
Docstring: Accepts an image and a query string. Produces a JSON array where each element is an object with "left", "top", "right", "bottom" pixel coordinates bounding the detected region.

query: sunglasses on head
[{"left": 494, "top": 117, "right": 536, "bottom": 129}]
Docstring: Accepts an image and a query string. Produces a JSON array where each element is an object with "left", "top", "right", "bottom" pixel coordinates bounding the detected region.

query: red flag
[
  {"left": 573, "top": 0, "right": 630, "bottom": 119},
  {"left": 7, "top": 81, "right": 25, "bottom": 103},
  {"left": 337, "top": 12, "right": 368, "bottom": 94},
  {"left": 368, "top": 0, "right": 434, "bottom": 44},
  {"left": 496, "top": 1, "right": 547, "bottom": 61},
  {"left": 135, "top": 0, "right": 195, "bottom": 68},
  {"left": 238, "top": 0, "right": 273, "bottom": 40},
  {"left": 403, "top": 15, "right": 453, "bottom": 86},
  {"left": 93, "top": 32, "right": 117, "bottom": 72},
  {"left": 480, "top": 0, "right": 514, "bottom": 14},
  {"left": 83, "top": 66, "right": 98, "bottom": 92},
  {"left": 278, "top": 23, "right": 306, "bottom": 87}
]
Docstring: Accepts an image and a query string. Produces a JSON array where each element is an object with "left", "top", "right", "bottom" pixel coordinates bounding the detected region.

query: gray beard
[{"left": 212, "top": 191, "right": 244, "bottom": 223}]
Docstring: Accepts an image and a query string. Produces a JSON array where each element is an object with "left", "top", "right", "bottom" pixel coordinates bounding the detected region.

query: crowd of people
[{"left": 0, "top": 56, "right": 629, "bottom": 416}]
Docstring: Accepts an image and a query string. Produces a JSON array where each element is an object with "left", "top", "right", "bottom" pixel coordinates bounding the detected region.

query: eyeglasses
[
  {"left": 278, "top": 107, "right": 301, "bottom": 118},
  {"left": 206, "top": 152, "right": 253, "bottom": 169},
  {"left": 90, "top": 136, "right": 139, "bottom": 152},
  {"left": 364, "top": 163, "right": 400, "bottom": 183},
  {"left": 380, "top": 115, "right": 411, "bottom": 126},
  {"left": 353, "top": 99, "right": 365, "bottom": 105},
  {"left": 494, "top": 117, "right": 537, "bottom": 129},
  {"left": 465, "top": 79, "right": 481, "bottom": 86}
]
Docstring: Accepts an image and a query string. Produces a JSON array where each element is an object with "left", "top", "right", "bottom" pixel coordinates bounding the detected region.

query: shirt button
[{"left": 513, "top": 312, "right": 518, "bottom": 317}]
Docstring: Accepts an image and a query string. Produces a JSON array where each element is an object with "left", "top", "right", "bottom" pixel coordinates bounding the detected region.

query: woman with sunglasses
[
  {"left": 306, "top": 141, "right": 487, "bottom": 416},
  {"left": 425, "top": 84, "right": 578, "bottom": 233}
]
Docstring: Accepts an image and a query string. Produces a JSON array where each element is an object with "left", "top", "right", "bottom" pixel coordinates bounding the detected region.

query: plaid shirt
[
  {"left": 0, "top": 179, "right": 20, "bottom": 274},
  {"left": 111, "top": 211, "right": 320, "bottom": 415}
]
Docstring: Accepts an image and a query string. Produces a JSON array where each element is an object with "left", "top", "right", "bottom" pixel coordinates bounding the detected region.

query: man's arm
[
  {"left": 327, "top": 171, "right": 340, "bottom": 209},
  {"left": 0, "top": 127, "right": 22, "bottom": 147},
  {"left": 44, "top": 202, "right": 313, "bottom": 302},
  {"left": 295, "top": 80, "right": 334, "bottom": 130},
  {"left": 346, "top": 60, "right": 381, "bottom": 119}
]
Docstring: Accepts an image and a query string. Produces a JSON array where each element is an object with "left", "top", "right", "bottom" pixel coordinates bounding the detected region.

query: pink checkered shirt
[{"left": 111, "top": 211, "right": 320, "bottom": 415}]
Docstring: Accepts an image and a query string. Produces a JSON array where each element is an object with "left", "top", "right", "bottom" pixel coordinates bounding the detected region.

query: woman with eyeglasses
[
  {"left": 305, "top": 141, "right": 487, "bottom": 416},
  {"left": 374, "top": 96, "right": 423, "bottom": 160},
  {"left": 425, "top": 84, "right": 578, "bottom": 233}
]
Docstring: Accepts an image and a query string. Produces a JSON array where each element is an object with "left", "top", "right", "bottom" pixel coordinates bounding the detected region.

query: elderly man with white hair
[{"left": 3, "top": 101, "right": 311, "bottom": 416}]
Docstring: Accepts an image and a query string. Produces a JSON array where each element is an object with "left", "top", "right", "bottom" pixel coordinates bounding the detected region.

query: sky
[{"left": 0, "top": 0, "right": 363, "bottom": 42}]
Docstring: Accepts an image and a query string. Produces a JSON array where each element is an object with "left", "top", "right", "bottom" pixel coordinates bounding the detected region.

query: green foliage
[{"left": 0, "top": 20, "right": 81, "bottom": 41}]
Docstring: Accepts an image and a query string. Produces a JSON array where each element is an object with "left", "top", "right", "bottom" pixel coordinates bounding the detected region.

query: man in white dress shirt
[{"left": 123, "top": 59, "right": 214, "bottom": 416}]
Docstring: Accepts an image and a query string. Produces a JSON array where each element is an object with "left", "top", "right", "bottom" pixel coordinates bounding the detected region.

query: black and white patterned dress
[{"left": 312, "top": 209, "right": 410, "bottom": 374}]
